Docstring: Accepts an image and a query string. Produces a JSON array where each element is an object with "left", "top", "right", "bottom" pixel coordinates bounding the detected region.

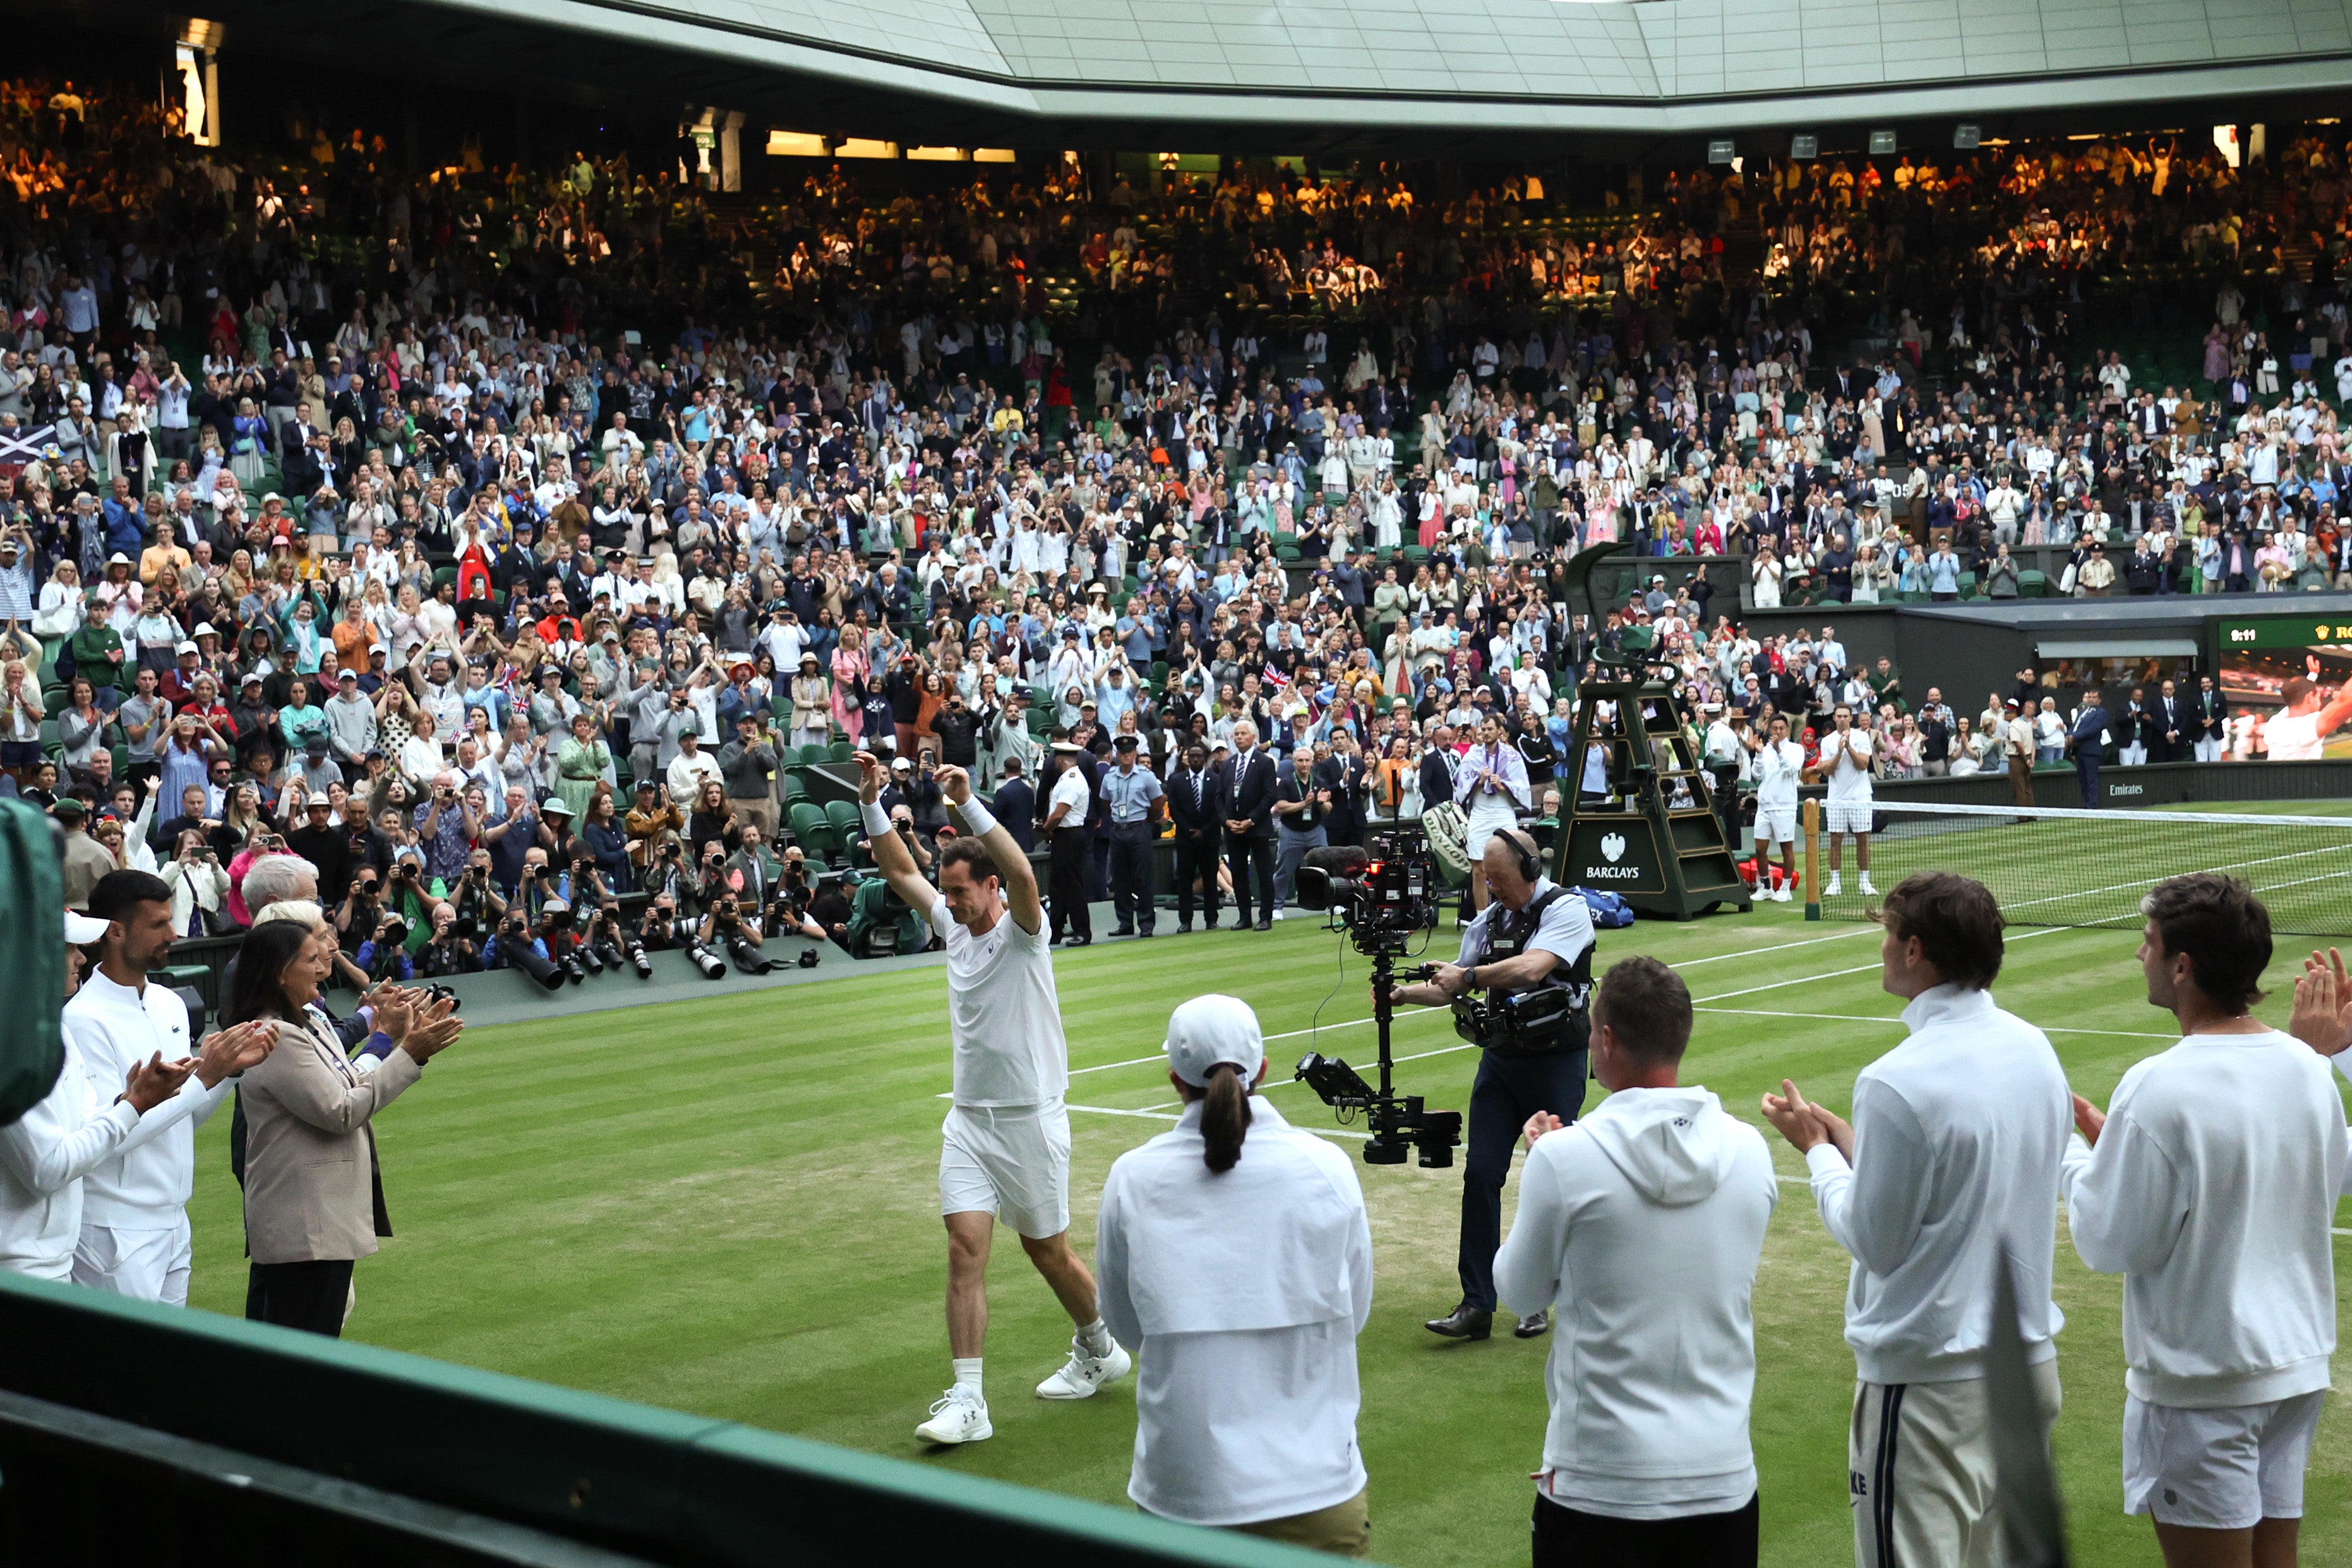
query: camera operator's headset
[{"left": 1496, "top": 826, "right": 1545, "bottom": 888}]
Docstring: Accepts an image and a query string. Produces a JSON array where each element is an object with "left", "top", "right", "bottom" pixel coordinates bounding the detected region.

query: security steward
[
  {"left": 1387, "top": 826, "right": 1595, "bottom": 1342},
  {"left": 1101, "top": 734, "right": 1165, "bottom": 938}
]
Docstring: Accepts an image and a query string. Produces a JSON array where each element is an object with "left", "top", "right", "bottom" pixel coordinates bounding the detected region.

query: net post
[{"left": 1802, "top": 798, "right": 1821, "bottom": 921}]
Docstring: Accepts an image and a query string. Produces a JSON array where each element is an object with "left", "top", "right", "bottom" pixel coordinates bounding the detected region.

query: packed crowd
[{"left": 4, "top": 78, "right": 2352, "bottom": 974}]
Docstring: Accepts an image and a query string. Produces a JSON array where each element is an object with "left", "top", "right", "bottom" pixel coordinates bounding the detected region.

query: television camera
[{"left": 1290, "top": 829, "right": 1462, "bottom": 1168}]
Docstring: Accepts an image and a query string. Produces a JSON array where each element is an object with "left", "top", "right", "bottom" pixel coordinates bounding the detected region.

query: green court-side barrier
[{"left": 0, "top": 1271, "right": 1338, "bottom": 1568}]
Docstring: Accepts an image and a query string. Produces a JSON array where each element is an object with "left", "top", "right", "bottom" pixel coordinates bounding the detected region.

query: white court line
[
  {"left": 1671, "top": 927, "right": 1882, "bottom": 967},
  {"left": 1696, "top": 1006, "right": 2182, "bottom": 1041},
  {"left": 1067, "top": 1103, "right": 1371, "bottom": 1140},
  {"left": 1693, "top": 925, "right": 2073, "bottom": 1004},
  {"left": 1133, "top": 1041, "right": 1487, "bottom": 1115},
  {"left": 1045, "top": 927, "right": 2072, "bottom": 1094},
  {"left": 1065, "top": 1007, "right": 1453, "bottom": 1079}
]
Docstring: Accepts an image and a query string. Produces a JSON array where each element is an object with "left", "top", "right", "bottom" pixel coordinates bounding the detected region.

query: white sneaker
[
  {"left": 1271, "top": 908, "right": 1285, "bottom": 921},
  {"left": 1858, "top": 874, "right": 1878, "bottom": 896},
  {"left": 1772, "top": 886, "right": 1792, "bottom": 902},
  {"left": 915, "top": 1385, "right": 993, "bottom": 1444},
  {"left": 1823, "top": 874, "right": 1842, "bottom": 897},
  {"left": 1036, "top": 1337, "right": 1133, "bottom": 1400}
]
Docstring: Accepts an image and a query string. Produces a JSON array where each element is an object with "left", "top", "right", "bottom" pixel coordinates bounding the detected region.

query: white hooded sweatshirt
[{"left": 1494, "top": 1085, "right": 1779, "bottom": 1520}]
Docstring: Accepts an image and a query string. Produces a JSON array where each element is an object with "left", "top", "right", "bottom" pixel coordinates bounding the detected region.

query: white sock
[
  {"left": 952, "top": 1357, "right": 983, "bottom": 1398},
  {"left": 1078, "top": 1317, "right": 1113, "bottom": 1356}
]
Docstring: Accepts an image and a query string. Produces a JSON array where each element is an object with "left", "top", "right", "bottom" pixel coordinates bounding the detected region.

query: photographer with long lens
[
  {"left": 699, "top": 892, "right": 773, "bottom": 974},
  {"left": 417, "top": 904, "right": 484, "bottom": 977},
  {"left": 1386, "top": 826, "right": 1596, "bottom": 1343},
  {"left": 445, "top": 848, "right": 507, "bottom": 947}
]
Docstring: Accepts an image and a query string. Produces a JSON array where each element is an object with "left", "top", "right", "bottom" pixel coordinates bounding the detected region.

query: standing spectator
[
  {"left": 226, "top": 919, "right": 463, "bottom": 1335},
  {"left": 2067, "top": 879, "right": 2349, "bottom": 1568},
  {"left": 1761, "top": 874, "right": 2070, "bottom": 1568},
  {"left": 1095, "top": 995, "right": 1373, "bottom": 1557},
  {"left": 1497, "top": 957, "right": 1776, "bottom": 1565}
]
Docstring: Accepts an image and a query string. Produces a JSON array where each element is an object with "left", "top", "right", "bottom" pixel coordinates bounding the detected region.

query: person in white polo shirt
[
  {"left": 1095, "top": 994, "right": 1373, "bottom": 1557},
  {"left": 853, "top": 751, "right": 1129, "bottom": 1447},
  {"left": 1808, "top": 702, "right": 1876, "bottom": 899},
  {"left": 0, "top": 911, "right": 261, "bottom": 1282},
  {"left": 63, "top": 870, "right": 274, "bottom": 1304},
  {"left": 1761, "top": 872, "right": 2072, "bottom": 1568},
  {"left": 1744, "top": 713, "right": 1804, "bottom": 901},
  {"left": 2063, "top": 875, "right": 2349, "bottom": 1568},
  {"left": 1497, "top": 955, "right": 1778, "bottom": 1565}
]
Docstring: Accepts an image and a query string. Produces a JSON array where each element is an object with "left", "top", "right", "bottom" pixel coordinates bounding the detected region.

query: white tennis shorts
[
  {"left": 1463, "top": 801, "right": 1520, "bottom": 859},
  {"left": 1824, "top": 798, "right": 1875, "bottom": 836},
  {"left": 1753, "top": 806, "right": 1796, "bottom": 847},
  {"left": 940, "top": 1101, "right": 1072, "bottom": 1239},
  {"left": 2123, "top": 1391, "right": 2324, "bottom": 1529}
]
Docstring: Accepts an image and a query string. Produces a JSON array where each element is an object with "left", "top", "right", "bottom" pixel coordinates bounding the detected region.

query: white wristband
[
  {"left": 861, "top": 800, "right": 894, "bottom": 838},
  {"left": 956, "top": 796, "right": 998, "bottom": 837}
]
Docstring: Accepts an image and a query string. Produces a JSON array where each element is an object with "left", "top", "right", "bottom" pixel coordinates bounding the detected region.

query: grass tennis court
[
  {"left": 181, "top": 810, "right": 2352, "bottom": 1568},
  {"left": 1813, "top": 796, "right": 2352, "bottom": 934}
]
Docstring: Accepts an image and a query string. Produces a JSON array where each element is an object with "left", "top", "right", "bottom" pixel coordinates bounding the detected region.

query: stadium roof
[{"left": 97, "top": 0, "right": 2352, "bottom": 153}]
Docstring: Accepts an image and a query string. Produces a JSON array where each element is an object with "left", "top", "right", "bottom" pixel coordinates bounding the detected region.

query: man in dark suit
[
  {"left": 989, "top": 759, "right": 1036, "bottom": 855},
  {"left": 1321, "top": 735, "right": 1368, "bottom": 849},
  {"left": 1221, "top": 721, "right": 1280, "bottom": 930},
  {"left": 2193, "top": 673, "right": 2227, "bottom": 762},
  {"left": 2118, "top": 685, "right": 2151, "bottom": 767},
  {"left": 1166, "top": 739, "right": 1227, "bottom": 931},
  {"left": 2151, "top": 678, "right": 2185, "bottom": 765},
  {"left": 1419, "top": 723, "right": 1461, "bottom": 814},
  {"left": 2068, "top": 691, "right": 2111, "bottom": 808}
]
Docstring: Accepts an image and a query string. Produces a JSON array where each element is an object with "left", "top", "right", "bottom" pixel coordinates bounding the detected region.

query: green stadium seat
[
  {"left": 824, "top": 798, "right": 863, "bottom": 851},
  {"left": 2017, "top": 570, "right": 2048, "bottom": 598},
  {"left": 826, "top": 741, "right": 854, "bottom": 763},
  {"left": 788, "top": 802, "right": 837, "bottom": 863},
  {"left": 798, "top": 743, "right": 829, "bottom": 766}
]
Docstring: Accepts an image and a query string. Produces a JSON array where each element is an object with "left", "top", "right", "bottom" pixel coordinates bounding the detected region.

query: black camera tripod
[{"left": 1296, "top": 947, "right": 1464, "bottom": 1168}]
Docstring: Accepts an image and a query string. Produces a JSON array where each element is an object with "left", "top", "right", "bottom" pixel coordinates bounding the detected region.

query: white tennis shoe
[
  {"left": 916, "top": 1385, "right": 992, "bottom": 1444},
  {"left": 1859, "top": 873, "right": 1878, "bottom": 895},
  {"left": 1823, "top": 874, "right": 1842, "bottom": 897},
  {"left": 1771, "top": 885, "right": 1792, "bottom": 902},
  {"left": 1036, "top": 1337, "right": 1133, "bottom": 1399}
]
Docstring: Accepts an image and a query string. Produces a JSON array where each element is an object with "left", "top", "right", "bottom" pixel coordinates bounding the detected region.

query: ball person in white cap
[{"left": 1095, "top": 995, "right": 1375, "bottom": 1556}]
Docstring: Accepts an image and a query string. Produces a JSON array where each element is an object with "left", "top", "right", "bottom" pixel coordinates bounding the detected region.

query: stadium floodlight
[
  {"left": 1869, "top": 129, "right": 1897, "bottom": 156},
  {"left": 1953, "top": 123, "right": 1982, "bottom": 150},
  {"left": 1707, "top": 139, "right": 1736, "bottom": 165},
  {"left": 1789, "top": 135, "right": 1818, "bottom": 160}
]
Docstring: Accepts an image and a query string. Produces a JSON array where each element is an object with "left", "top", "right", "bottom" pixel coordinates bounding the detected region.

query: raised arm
[
  {"left": 937, "top": 763, "right": 1043, "bottom": 935},
  {"left": 853, "top": 750, "right": 940, "bottom": 914}
]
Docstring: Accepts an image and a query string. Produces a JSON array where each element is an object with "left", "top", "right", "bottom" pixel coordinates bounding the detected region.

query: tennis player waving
[{"left": 855, "top": 752, "right": 1131, "bottom": 1445}]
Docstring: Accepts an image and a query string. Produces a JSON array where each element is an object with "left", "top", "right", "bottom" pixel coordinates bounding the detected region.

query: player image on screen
[
  {"left": 850, "top": 752, "right": 1131, "bottom": 1447},
  {"left": 2216, "top": 635, "right": 2352, "bottom": 761},
  {"left": 2256, "top": 678, "right": 2352, "bottom": 762}
]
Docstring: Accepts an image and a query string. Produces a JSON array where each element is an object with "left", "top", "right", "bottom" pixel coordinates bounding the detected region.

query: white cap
[
  {"left": 64, "top": 909, "right": 109, "bottom": 944},
  {"left": 1163, "top": 994, "right": 1264, "bottom": 1089}
]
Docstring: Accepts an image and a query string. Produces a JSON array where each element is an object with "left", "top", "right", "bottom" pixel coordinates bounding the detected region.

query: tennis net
[{"left": 1804, "top": 801, "right": 2352, "bottom": 937}]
